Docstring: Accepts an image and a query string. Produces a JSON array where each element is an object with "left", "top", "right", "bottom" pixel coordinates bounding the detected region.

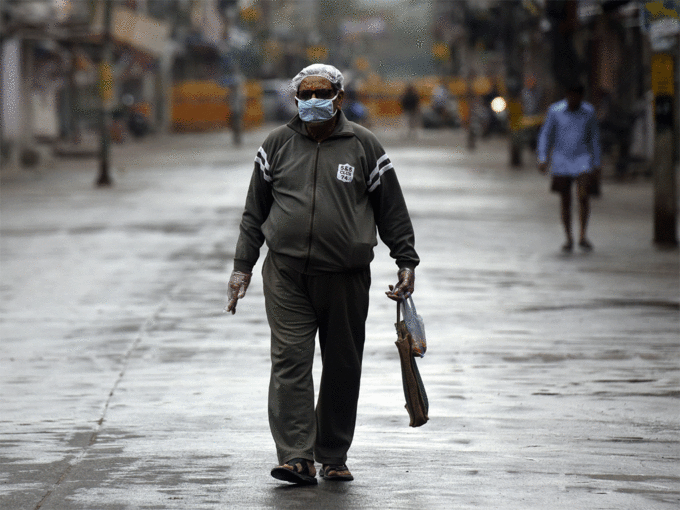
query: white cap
[{"left": 291, "top": 64, "right": 344, "bottom": 92}]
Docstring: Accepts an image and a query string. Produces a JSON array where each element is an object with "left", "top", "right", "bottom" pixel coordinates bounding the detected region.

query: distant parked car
[{"left": 260, "top": 79, "right": 297, "bottom": 122}]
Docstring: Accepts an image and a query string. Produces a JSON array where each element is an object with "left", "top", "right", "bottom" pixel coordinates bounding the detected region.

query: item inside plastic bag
[{"left": 400, "top": 296, "right": 426, "bottom": 357}]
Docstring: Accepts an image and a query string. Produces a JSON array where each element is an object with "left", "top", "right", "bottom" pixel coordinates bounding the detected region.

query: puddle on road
[
  {"left": 521, "top": 298, "right": 680, "bottom": 313},
  {"left": 593, "top": 378, "right": 657, "bottom": 384},
  {"left": 6, "top": 426, "right": 235, "bottom": 509},
  {"left": 570, "top": 472, "right": 680, "bottom": 483},
  {"left": 503, "top": 353, "right": 585, "bottom": 363},
  {"left": 67, "top": 225, "right": 109, "bottom": 235},
  {"left": 565, "top": 472, "right": 680, "bottom": 503},
  {"left": 127, "top": 222, "right": 204, "bottom": 235},
  {"left": 593, "top": 390, "right": 680, "bottom": 398},
  {"left": 0, "top": 226, "right": 61, "bottom": 237}
]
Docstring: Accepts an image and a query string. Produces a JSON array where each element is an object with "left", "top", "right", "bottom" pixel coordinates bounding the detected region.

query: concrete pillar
[
  {"left": 19, "top": 37, "right": 35, "bottom": 168},
  {"left": 653, "top": 129, "right": 677, "bottom": 247},
  {"left": 157, "top": 47, "right": 174, "bottom": 134},
  {"left": 676, "top": 34, "right": 680, "bottom": 168},
  {"left": 508, "top": 98, "right": 523, "bottom": 167},
  {"left": 651, "top": 45, "right": 678, "bottom": 247}
]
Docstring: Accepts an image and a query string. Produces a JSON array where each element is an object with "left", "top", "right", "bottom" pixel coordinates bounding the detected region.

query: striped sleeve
[
  {"left": 233, "top": 144, "right": 274, "bottom": 273},
  {"left": 255, "top": 146, "right": 272, "bottom": 182},
  {"left": 364, "top": 147, "right": 419, "bottom": 270},
  {"left": 367, "top": 153, "right": 394, "bottom": 192}
]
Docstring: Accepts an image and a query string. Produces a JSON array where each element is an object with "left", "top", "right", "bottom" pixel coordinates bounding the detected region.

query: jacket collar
[{"left": 287, "top": 110, "right": 355, "bottom": 140}]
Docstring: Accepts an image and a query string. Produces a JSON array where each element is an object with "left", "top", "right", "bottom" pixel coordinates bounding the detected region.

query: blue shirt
[{"left": 537, "top": 99, "right": 601, "bottom": 176}]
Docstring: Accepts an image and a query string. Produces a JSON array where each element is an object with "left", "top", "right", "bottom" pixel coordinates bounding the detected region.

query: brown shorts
[{"left": 551, "top": 172, "right": 599, "bottom": 196}]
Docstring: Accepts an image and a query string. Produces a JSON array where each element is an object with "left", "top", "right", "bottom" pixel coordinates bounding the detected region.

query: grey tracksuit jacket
[{"left": 233, "top": 112, "right": 419, "bottom": 275}]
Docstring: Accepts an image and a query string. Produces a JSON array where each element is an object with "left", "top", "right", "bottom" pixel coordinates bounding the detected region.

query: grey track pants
[{"left": 262, "top": 252, "right": 370, "bottom": 466}]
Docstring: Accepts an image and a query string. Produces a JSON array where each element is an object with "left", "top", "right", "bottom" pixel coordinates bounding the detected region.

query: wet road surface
[{"left": 1, "top": 127, "right": 678, "bottom": 509}]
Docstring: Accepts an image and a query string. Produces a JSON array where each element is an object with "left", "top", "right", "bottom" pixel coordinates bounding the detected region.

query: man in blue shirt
[{"left": 537, "top": 83, "right": 601, "bottom": 252}]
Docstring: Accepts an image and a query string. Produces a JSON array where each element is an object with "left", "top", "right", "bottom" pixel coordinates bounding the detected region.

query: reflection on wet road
[{"left": 1, "top": 129, "right": 678, "bottom": 509}]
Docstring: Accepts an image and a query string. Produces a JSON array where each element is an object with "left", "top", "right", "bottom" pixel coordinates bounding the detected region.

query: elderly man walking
[
  {"left": 538, "top": 82, "right": 602, "bottom": 252},
  {"left": 225, "top": 64, "right": 420, "bottom": 485}
]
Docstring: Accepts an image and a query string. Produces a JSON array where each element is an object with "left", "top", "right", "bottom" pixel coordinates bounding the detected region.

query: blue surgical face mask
[{"left": 296, "top": 93, "right": 339, "bottom": 123}]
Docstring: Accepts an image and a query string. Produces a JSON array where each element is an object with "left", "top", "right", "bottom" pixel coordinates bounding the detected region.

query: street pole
[
  {"left": 0, "top": 4, "right": 4, "bottom": 172},
  {"left": 96, "top": 0, "right": 113, "bottom": 187},
  {"left": 20, "top": 37, "right": 34, "bottom": 169},
  {"left": 651, "top": 49, "right": 678, "bottom": 248},
  {"left": 506, "top": 0, "right": 523, "bottom": 168}
]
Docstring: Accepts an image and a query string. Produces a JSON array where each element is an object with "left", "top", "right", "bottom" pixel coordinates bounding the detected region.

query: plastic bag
[{"left": 399, "top": 296, "right": 426, "bottom": 357}]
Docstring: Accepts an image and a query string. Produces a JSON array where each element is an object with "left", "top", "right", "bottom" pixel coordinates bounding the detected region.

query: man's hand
[
  {"left": 538, "top": 161, "right": 548, "bottom": 174},
  {"left": 385, "top": 268, "right": 415, "bottom": 301},
  {"left": 225, "top": 271, "right": 252, "bottom": 315}
]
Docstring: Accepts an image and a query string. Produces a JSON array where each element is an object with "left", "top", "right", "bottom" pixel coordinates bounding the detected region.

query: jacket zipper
[{"left": 304, "top": 143, "right": 321, "bottom": 273}]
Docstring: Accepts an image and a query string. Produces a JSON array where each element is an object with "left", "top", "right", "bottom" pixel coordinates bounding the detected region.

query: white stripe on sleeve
[
  {"left": 368, "top": 154, "right": 393, "bottom": 192},
  {"left": 255, "top": 147, "right": 272, "bottom": 182}
]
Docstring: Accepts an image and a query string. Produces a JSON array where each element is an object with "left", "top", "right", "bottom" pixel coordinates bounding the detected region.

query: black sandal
[
  {"left": 320, "top": 464, "right": 354, "bottom": 481},
  {"left": 271, "top": 458, "right": 317, "bottom": 485}
]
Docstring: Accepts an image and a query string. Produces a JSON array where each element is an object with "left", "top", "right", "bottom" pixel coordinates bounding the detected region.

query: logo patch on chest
[{"left": 337, "top": 164, "right": 355, "bottom": 183}]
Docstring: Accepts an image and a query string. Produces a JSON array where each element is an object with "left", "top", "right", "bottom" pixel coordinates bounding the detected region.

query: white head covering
[{"left": 291, "top": 64, "right": 344, "bottom": 93}]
